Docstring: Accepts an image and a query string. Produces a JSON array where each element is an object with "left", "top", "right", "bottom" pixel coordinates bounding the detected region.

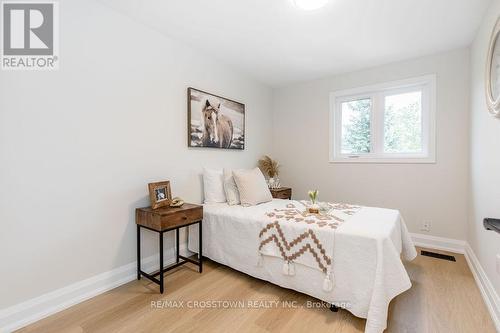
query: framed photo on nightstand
[{"left": 148, "top": 181, "right": 172, "bottom": 209}]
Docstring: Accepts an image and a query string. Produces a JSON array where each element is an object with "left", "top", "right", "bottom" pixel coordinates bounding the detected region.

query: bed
[{"left": 188, "top": 199, "right": 417, "bottom": 333}]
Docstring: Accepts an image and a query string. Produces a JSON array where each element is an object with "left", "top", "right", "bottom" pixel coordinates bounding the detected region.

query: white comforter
[{"left": 188, "top": 199, "right": 417, "bottom": 333}]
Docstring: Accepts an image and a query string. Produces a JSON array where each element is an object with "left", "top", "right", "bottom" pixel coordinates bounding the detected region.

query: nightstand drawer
[
  {"left": 270, "top": 187, "right": 292, "bottom": 200},
  {"left": 275, "top": 190, "right": 291, "bottom": 199},
  {"left": 161, "top": 208, "right": 203, "bottom": 229},
  {"left": 136, "top": 203, "right": 203, "bottom": 232}
]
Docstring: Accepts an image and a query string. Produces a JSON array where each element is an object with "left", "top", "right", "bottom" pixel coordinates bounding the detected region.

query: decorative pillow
[
  {"left": 223, "top": 169, "right": 240, "bottom": 205},
  {"left": 232, "top": 168, "right": 272, "bottom": 206},
  {"left": 203, "top": 168, "right": 226, "bottom": 204}
]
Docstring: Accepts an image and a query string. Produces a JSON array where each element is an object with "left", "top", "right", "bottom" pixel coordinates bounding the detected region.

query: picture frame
[
  {"left": 486, "top": 17, "right": 500, "bottom": 117},
  {"left": 148, "top": 181, "right": 172, "bottom": 209},
  {"left": 187, "top": 87, "right": 245, "bottom": 149}
]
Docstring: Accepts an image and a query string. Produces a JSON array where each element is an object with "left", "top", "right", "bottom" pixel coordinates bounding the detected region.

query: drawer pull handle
[{"left": 182, "top": 216, "right": 188, "bottom": 220}]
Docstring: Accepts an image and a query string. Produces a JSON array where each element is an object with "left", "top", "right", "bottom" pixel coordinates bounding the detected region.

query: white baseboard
[
  {"left": 411, "top": 233, "right": 500, "bottom": 332},
  {"left": 0, "top": 243, "right": 189, "bottom": 333},
  {"left": 410, "top": 232, "right": 466, "bottom": 254},
  {"left": 464, "top": 244, "right": 500, "bottom": 332}
]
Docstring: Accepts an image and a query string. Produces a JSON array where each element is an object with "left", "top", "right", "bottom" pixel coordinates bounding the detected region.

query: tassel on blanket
[
  {"left": 289, "top": 261, "right": 295, "bottom": 276},
  {"left": 282, "top": 261, "right": 296, "bottom": 276},
  {"left": 256, "top": 253, "right": 263, "bottom": 267},
  {"left": 322, "top": 272, "right": 334, "bottom": 292},
  {"left": 282, "top": 261, "right": 290, "bottom": 275}
]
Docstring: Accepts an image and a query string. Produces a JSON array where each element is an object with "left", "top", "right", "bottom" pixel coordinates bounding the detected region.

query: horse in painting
[{"left": 201, "top": 100, "right": 233, "bottom": 148}]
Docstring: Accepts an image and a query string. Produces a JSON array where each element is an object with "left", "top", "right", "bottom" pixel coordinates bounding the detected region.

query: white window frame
[{"left": 329, "top": 74, "right": 436, "bottom": 164}]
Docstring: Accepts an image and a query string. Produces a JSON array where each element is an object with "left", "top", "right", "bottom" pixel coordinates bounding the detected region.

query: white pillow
[
  {"left": 203, "top": 168, "right": 226, "bottom": 204},
  {"left": 232, "top": 168, "right": 272, "bottom": 206},
  {"left": 223, "top": 169, "right": 240, "bottom": 205}
]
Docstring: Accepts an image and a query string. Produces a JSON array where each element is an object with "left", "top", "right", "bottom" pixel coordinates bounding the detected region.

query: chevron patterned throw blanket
[{"left": 258, "top": 201, "right": 361, "bottom": 292}]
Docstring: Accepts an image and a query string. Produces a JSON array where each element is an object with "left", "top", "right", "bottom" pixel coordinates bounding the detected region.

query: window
[
  {"left": 384, "top": 91, "right": 422, "bottom": 154},
  {"left": 341, "top": 98, "right": 372, "bottom": 154},
  {"left": 330, "top": 75, "right": 436, "bottom": 163}
]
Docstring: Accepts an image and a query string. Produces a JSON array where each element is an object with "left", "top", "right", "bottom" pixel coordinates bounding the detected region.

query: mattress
[{"left": 188, "top": 199, "right": 417, "bottom": 333}]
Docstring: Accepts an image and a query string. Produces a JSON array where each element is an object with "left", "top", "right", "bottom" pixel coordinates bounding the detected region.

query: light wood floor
[{"left": 18, "top": 248, "right": 496, "bottom": 333}]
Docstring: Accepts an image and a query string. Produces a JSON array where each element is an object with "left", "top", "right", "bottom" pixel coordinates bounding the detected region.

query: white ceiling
[{"left": 99, "top": 0, "right": 491, "bottom": 87}]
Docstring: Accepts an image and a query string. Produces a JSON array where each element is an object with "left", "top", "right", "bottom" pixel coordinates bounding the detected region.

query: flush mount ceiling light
[{"left": 293, "top": 0, "right": 329, "bottom": 11}]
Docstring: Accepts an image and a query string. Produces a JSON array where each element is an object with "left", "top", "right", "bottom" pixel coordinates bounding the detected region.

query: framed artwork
[
  {"left": 188, "top": 87, "right": 245, "bottom": 149},
  {"left": 148, "top": 181, "right": 172, "bottom": 209},
  {"left": 486, "top": 17, "right": 500, "bottom": 117}
]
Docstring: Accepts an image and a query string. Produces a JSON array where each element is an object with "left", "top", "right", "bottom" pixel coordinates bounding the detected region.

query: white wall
[
  {"left": 272, "top": 49, "right": 470, "bottom": 240},
  {"left": 0, "top": 0, "right": 272, "bottom": 309},
  {"left": 469, "top": 0, "right": 500, "bottom": 298}
]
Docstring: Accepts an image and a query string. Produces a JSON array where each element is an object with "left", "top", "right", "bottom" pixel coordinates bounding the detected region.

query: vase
[
  {"left": 268, "top": 177, "right": 281, "bottom": 189},
  {"left": 308, "top": 203, "right": 319, "bottom": 214}
]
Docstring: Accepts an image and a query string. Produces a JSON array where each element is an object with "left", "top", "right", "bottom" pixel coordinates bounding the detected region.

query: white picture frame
[{"left": 486, "top": 17, "right": 500, "bottom": 117}]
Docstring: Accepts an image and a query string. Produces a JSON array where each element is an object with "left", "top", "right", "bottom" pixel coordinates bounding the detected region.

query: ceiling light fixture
[{"left": 293, "top": 0, "right": 329, "bottom": 11}]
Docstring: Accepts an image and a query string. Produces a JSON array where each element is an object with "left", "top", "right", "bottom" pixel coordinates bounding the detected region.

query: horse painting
[
  {"left": 201, "top": 99, "right": 234, "bottom": 148},
  {"left": 188, "top": 88, "right": 245, "bottom": 149}
]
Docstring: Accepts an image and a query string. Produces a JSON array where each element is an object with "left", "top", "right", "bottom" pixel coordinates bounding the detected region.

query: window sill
[{"left": 330, "top": 156, "right": 436, "bottom": 164}]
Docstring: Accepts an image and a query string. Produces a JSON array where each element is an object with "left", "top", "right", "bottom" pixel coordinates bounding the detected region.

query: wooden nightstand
[
  {"left": 270, "top": 187, "right": 292, "bottom": 200},
  {"left": 136, "top": 203, "right": 203, "bottom": 293}
]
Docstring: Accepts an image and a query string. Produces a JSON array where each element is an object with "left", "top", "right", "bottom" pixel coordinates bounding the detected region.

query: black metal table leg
[
  {"left": 137, "top": 220, "right": 203, "bottom": 293},
  {"left": 176, "top": 228, "right": 180, "bottom": 263},
  {"left": 159, "top": 231, "right": 164, "bottom": 294},
  {"left": 198, "top": 220, "right": 203, "bottom": 273},
  {"left": 137, "top": 225, "right": 141, "bottom": 280}
]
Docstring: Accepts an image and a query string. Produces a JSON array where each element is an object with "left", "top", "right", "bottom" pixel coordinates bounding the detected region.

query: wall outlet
[
  {"left": 497, "top": 254, "right": 500, "bottom": 275},
  {"left": 421, "top": 221, "right": 431, "bottom": 232}
]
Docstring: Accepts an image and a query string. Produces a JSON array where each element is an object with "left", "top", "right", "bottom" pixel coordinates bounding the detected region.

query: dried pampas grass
[{"left": 258, "top": 155, "right": 280, "bottom": 178}]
